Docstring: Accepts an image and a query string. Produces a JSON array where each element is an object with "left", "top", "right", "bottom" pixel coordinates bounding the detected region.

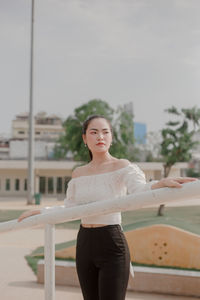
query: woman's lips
[{"left": 96, "top": 143, "right": 105, "bottom": 146}]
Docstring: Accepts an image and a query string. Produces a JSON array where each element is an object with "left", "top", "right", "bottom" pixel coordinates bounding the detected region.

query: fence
[{"left": 0, "top": 180, "right": 200, "bottom": 300}]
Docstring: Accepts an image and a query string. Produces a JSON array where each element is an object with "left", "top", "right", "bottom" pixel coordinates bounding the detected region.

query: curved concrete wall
[
  {"left": 54, "top": 224, "right": 200, "bottom": 269},
  {"left": 125, "top": 224, "right": 200, "bottom": 269}
]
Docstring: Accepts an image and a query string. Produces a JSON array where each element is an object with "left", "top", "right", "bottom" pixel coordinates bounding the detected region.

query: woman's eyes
[{"left": 90, "top": 131, "right": 109, "bottom": 134}]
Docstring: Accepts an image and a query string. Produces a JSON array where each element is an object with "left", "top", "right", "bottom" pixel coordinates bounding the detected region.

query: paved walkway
[{"left": 0, "top": 197, "right": 199, "bottom": 299}]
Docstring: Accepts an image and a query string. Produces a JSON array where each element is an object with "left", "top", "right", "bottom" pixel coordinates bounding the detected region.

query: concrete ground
[{"left": 0, "top": 197, "right": 200, "bottom": 300}]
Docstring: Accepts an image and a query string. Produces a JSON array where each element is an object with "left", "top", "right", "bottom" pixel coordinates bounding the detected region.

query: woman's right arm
[
  {"left": 18, "top": 209, "right": 41, "bottom": 222},
  {"left": 18, "top": 172, "right": 76, "bottom": 223}
]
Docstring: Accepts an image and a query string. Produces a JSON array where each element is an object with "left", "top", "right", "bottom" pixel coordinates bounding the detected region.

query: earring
[{"left": 85, "top": 143, "right": 87, "bottom": 147}]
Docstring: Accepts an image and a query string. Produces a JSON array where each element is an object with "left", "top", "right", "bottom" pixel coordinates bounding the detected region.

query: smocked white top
[{"left": 42, "top": 163, "right": 157, "bottom": 225}]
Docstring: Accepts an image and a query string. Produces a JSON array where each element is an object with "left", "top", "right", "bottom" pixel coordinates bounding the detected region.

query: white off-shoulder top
[{"left": 42, "top": 163, "right": 157, "bottom": 225}]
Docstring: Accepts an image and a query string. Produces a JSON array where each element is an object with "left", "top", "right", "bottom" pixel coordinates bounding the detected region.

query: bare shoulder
[
  {"left": 114, "top": 158, "right": 131, "bottom": 169},
  {"left": 71, "top": 165, "right": 89, "bottom": 178}
]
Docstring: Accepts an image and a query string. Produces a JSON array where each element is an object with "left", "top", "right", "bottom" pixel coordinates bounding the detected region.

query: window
[
  {"left": 5, "top": 179, "right": 10, "bottom": 191},
  {"left": 48, "top": 177, "right": 54, "bottom": 194},
  {"left": 24, "top": 179, "right": 27, "bottom": 191},
  {"left": 56, "top": 177, "right": 62, "bottom": 194},
  {"left": 39, "top": 177, "right": 46, "bottom": 194},
  {"left": 15, "top": 179, "right": 20, "bottom": 191},
  {"left": 18, "top": 131, "right": 25, "bottom": 134}
]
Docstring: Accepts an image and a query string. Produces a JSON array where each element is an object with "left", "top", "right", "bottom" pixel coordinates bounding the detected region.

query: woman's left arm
[{"left": 151, "top": 177, "right": 198, "bottom": 190}]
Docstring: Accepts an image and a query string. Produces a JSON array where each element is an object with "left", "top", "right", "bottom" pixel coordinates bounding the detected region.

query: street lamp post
[{"left": 27, "top": 0, "right": 35, "bottom": 204}]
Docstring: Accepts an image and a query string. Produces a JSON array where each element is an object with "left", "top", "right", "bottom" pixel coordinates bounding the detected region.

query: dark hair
[{"left": 82, "top": 114, "right": 112, "bottom": 161}]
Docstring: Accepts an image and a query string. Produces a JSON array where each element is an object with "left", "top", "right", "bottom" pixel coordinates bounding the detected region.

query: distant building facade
[
  {"left": 12, "top": 111, "right": 64, "bottom": 141},
  {"left": 0, "top": 136, "right": 9, "bottom": 160},
  {"left": 0, "top": 112, "right": 65, "bottom": 160}
]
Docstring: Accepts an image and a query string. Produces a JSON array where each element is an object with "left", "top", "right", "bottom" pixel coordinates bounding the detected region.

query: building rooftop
[{"left": 14, "top": 112, "right": 63, "bottom": 125}]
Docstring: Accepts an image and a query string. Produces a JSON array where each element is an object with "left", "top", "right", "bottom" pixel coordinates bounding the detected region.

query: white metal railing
[{"left": 0, "top": 180, "right": 200, "bottom": 300}]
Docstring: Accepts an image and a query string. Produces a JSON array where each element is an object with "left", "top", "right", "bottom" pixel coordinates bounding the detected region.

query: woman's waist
[
  {"left": 81, "top": 213, "right": 121, "bottom": 227},
  {"left": 80, "top": 224, "right": 122, "bottom": 231},
  {"left": 81, "top": 223, "right": 108, "bottom": 228}
]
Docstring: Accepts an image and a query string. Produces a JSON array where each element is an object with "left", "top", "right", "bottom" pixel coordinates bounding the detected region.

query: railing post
[{"left": 44, "top": 224, "right": 55, "bottom": 300}]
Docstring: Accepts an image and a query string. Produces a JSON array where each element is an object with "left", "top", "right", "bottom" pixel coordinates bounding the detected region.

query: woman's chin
[{"left": 93, "top": 148, "right": 108, "bottom": 154}]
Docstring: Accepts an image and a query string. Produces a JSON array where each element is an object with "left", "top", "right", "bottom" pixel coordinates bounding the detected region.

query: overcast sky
[{"left": 1, "top": 0, "right": 200, "bottom": 136}]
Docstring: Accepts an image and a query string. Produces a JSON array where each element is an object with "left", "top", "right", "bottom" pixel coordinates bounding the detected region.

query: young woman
[{"left": 18, "top": 114, "right": 197, "bottom": 300}]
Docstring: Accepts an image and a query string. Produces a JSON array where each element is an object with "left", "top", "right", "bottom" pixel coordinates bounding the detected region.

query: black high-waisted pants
[{"left": 76, "top": 224, "right": 130, "bottom": 300}]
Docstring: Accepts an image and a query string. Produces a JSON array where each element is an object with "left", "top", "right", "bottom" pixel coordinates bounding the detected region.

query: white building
[
  {"left": 0, "top": 160, "right": 188, "bottom": 198},
  {"left": 0, "top": 112, "right": 65, "bottom": 160},
  {"left": 12, "top": 111, "right": 64, "bottom": 141},
  {"left": 9, "top": 140, "right": 56, "bottom": 159},
  {"left": 0, "top": 136, "right": 9, "bottom": 160}
]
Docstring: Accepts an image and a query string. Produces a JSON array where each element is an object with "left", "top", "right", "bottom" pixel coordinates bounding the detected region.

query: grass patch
[
  {"left": 0, "top": 210, "right": 26, "bottom": 222},
  {"left": 121, "top": 206, "right": 200, "bottom": 235},
  {"left": 25, "top": 255, "right": 42, "bottom": 275}
]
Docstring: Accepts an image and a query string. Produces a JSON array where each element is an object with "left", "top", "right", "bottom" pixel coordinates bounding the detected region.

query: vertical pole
[
  {"left": 44, "top": 224, "right": 55, "bottom": 300},
  {"left": 27, "top": 0, "right": 35, "bottom": 204}
]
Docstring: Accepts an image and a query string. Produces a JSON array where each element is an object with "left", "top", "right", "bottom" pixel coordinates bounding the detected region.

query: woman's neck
[{"left": 90, "top": 152, "right": 115, "bottom": 166}]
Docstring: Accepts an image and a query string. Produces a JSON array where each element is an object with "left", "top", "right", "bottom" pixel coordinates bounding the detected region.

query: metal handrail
[{"left": 0, "top": 180, "right": 200, "bottom": 300}]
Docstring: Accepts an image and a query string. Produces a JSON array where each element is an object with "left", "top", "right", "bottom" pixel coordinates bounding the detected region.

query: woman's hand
[
  {"left": 151, "top": 177, "right": 198, "bottom": 190},
  {"left": 18, "top": 209, "right": 41, "bottom": 222}
]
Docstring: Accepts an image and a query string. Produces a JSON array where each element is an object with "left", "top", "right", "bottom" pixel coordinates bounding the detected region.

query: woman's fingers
[
  {"left": 166, "top": 180, "right": 182, "bottom": 188},
  {"left": 175, "top": 177, "right": 198, "bottom": 183},
  {"left": 17, "top": 214, "right": 26, "bottom": 222},
  {"left": 18, "top": 212, "right": 29, "bottom": 222},
  {"left": 151, "top": 177, "right": 198, "bottom": 190},
  {"left": 18, "top": 216, "right": 24, "bottom": 222}
]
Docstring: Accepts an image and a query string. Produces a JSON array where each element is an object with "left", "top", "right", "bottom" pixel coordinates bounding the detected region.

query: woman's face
[{"left": 82, "top": 118, "right": 112, "bottom": 154}]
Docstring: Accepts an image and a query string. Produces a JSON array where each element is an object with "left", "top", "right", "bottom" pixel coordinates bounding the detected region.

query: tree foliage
[
  {"left": 110, "top": 105, "right": 135, "bottom": 160},
  {"left": 54, "top": 99, "right": 136, "bottom": 162},
  {"left": 161, "top": 106, "right": 200, "bottom": 177}
]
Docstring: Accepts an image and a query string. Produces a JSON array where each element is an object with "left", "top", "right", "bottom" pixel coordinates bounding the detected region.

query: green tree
[
  {"left": 161, "top": 106, "right": 200, "bottom": 177},
  {"left": 54, "top": 99, "right": 136, "bottom": 162},
  {"left": 110, "top": 105, "right": 135, "bottom": 160}
]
